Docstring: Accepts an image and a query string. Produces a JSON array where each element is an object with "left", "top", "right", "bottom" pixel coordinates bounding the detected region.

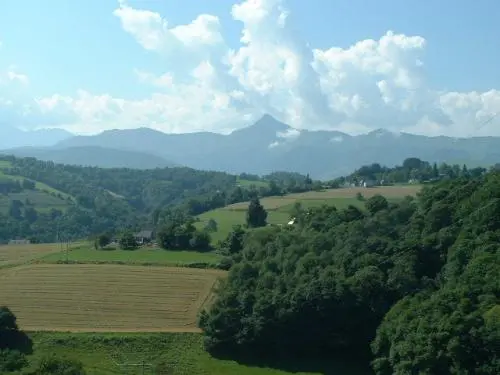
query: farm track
[{"left": 0, "top": 264, "right": 225, "bottom": 332}]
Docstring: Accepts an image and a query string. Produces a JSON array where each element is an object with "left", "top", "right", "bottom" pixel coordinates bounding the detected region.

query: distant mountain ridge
[
  {"left": 0, "top": 124, "right": 73, "bottom": 149},
  {"left": 3, "top": 146, "right": 175, "bottom": 169},
  {"left": 5, "top": 115, "right": 500, "bottom": 179}
]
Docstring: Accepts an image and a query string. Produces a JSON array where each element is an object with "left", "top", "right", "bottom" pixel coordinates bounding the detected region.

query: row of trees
[
  {"left": 200, "top": 171, "right": 500, "bottom": 374},
  {"left": 0, "top": 178, "right": 35, "bottom": 194},
  {"left": 332, "top": 157, "right": 488, "bottom": 186}
]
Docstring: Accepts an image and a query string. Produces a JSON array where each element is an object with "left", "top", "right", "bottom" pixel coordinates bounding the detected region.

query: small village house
[{"left": 133, "top": 230, "right": 154, "bottom": 245}]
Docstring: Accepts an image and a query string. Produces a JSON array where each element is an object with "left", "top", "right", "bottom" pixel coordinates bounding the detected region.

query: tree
[
  {"left": 97, "top": 233, "right": 111, "bottom": 249},
  {"left": 119, "top": 231, "right": 137, "bottom": 250},
  {"left": 21, "top": 179, "right": 36, "bottom": 190},
  {"left": 219, "top": 225, "right": 246, "bottom": 255},
  {"left": 246, "top": 197, "right": 267, "bottom": 228},
  {"left": 204, "top": 218, "right": 218, "bottom": 232},
  {"left": 0, "top": 307, "right": 31, "bottom": 373},
  {"left": 0, "top": 306, "right": 17, "bottom": 333},
  {"left": 8, "top": 200, "right": 23, "bottom": 220},
  {"left": 365, "top": 194, "right": 389, "bottom": 215}
]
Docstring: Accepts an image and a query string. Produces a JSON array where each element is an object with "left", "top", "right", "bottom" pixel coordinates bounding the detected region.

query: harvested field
[
  {"left": 225, "top": 185, "right": 421, "bottom": 210},
  {"left": 0, "top": 264, "right": 226, "bottom": 332},
  {"left": 0, "top": 243, "right": 64, "bottom": 268}
]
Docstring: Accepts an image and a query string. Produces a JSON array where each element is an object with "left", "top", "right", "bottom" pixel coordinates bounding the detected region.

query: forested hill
[
  {"left": 201, "top": 171, "right": 500, "bottom": 374},
  {"left": 0, "top": 155, "right": 317, "bottom": 243},
  {"left": 332, "top": 157, "right": 489, "bottom": 186}
]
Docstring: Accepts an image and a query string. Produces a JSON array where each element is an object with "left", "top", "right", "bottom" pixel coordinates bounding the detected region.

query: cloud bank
[{"left": 1, "top": 0, "right": 499, "bottom": 137}]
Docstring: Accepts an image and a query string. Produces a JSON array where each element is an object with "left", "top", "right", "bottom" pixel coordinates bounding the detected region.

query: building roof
[{"left": 134, "top": 230, "right": 153, "bottom": 238}]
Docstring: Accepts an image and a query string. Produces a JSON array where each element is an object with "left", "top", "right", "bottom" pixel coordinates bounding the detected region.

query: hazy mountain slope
[
  {"left": 3, "top": 146, "right": 174, "bottom": 169},
  {"left": 49, "top": 115, "right": 500, "bottom": 179},
  {"left": 0, "top": 124, "right": 73, "bottom": 149}
]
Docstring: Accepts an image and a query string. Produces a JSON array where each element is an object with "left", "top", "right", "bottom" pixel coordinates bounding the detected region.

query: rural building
[
  {"left": 361, "top": 180, "right": 377, "bottom": 188},
  {"left": 134, "top": 230, "right": 154, "bottom": 245},
  {"left": 8, "top": 239, "right": 31, "bottom": 245}
]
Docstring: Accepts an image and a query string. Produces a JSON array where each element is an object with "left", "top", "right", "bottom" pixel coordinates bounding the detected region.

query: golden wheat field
[
  {"left": 225, "top": 185, "right": 422, "bottom": 210},
  {"left": 0, "top": 264, "right": 225, "bottom": 332},
  {"left": 0, "top": 243, "right": 65, "bottom": 267}
]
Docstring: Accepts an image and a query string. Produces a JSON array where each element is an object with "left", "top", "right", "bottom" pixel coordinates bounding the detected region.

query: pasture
[
  {"left": 0, "top": 264, "right": 224, "bottom": 332},
  {"left": 0, "top": 242, "right": 65, "bottom": 268},
  {"left": 40, "top": 245, "right": 222, "bottom": 266},
  {"left": 198, "top": 185, "right": 422, "bottom": 243},
  {"left": 22, "top": 332, "right": 372, "bottom": 375}
]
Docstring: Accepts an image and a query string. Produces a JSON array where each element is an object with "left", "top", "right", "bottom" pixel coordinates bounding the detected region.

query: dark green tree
[
  {"left": 365, "top": 194, "right": 389, "bottom": 215},
  {"left": 246, "top": 197, "right": 267, "bottom": 228},
  {"left": 119, "top": 231, "right": 138, "bottom": 250}
]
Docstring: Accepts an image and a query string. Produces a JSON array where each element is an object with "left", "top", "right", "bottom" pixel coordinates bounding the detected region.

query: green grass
[
  {"left": 17, "top": 332, "right": 372, "bottom": 375},
  {"left": 0, "top": 160, "right": 12, "bottom": 168},
  {"left": 197, "top": 209, "right": 291, "bottom": 244},
  {"left": 39, "top": 246, "right": 222, "bottom": 266}
]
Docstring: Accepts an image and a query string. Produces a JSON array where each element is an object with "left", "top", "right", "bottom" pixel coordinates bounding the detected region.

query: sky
[{"left": 0, "top": 0, "right": 499, "bottom": 137}]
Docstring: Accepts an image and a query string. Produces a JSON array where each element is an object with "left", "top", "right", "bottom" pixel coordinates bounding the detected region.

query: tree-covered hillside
[
  {"left": 0, "top": 155, "right": 318, "bottom": 243},
  {"left": 331, "top": 157, "right": 489, "bottom": 186},
  {"left": 200, "top": 172, "right": 500, "bottom": 374}
]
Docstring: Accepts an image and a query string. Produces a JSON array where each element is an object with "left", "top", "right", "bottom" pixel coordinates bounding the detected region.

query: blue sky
[{"left": 0, "top": 0, "right": 499, "bottom": 136}]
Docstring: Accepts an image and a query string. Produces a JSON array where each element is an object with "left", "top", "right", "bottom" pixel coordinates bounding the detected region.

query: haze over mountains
[{"left": 2, "top": 115, "right": 500, "bottom": 179}]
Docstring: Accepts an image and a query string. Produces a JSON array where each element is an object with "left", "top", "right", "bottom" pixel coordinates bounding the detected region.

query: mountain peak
[{"left": 251, "top": 114, "right": 291, "bottom": 132}]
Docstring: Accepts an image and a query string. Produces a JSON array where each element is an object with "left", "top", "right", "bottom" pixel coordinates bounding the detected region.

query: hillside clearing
[
  {"left": 197, "top": 185, "right": 422, "bottom": 243},
  {"left": 0, "top": 243, "right": 65, "bottom": 268},
  {"left": 0, "top": 264, "right": 225, "bottom": 332}
]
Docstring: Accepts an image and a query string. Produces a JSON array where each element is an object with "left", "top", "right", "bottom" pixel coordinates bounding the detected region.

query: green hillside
[
  {"left": 196, "top": 185, "right": 421, "bottom": 244},
  {"left": 0, "top": 155, "right": 317, "bottom": 244}
]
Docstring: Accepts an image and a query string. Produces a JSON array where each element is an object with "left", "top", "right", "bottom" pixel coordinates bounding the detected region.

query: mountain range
[{"left": 2, "top": 115, "right": 500, "bottom": 179}]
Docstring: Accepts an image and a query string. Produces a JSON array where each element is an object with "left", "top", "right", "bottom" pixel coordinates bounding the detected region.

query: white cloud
[
  {"left": 2, "top": 0, "right": 500, "bottom": 137},
  {"left": 113, "top": 0, "right": 223, "bottom": 53},
  {"left": 6, "top": 70, "right": 29, "bottom": 85}
]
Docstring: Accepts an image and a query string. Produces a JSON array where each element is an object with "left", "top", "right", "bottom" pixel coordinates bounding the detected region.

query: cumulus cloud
[
  {"left": 2, "top": 0, "right": 500, "bottom": 136},
  {"left": 113, "top": 0, "right": 223, "bottom": 52}
]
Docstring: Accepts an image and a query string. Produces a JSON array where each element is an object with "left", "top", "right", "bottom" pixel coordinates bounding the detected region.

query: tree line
[
  {"left": 330, "top": 157, "right": 488, "bottom": 186},
  {"left": 200, "top": 171, "right": 499, "bottom": 374}
]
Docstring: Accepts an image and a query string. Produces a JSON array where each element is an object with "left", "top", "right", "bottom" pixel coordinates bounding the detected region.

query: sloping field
[
  {"left": 0, "top": 264, "right": 225, "bottom": 332},
  {"left": 0, "top": 243, "right": 65, "bottom": 268},
  {"left": 225, "top": 185, "right": 421, "bottom": 211}
]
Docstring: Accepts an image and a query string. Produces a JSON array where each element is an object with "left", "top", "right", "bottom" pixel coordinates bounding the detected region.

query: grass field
[
  {"left": 17, "top": 332, "right": 372, "bottom": 375},
  {"left": 40, "top": 246, "right": 222, "bottom": 266},
  {"left": 0, "top": 264, "right": 224, "bottom": 332},
  {"left": 0, "top": 242, "right": 66, "bottom": 268},
  {"left": 198, "top": 185, "right": 422, "bottom": 243}
]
